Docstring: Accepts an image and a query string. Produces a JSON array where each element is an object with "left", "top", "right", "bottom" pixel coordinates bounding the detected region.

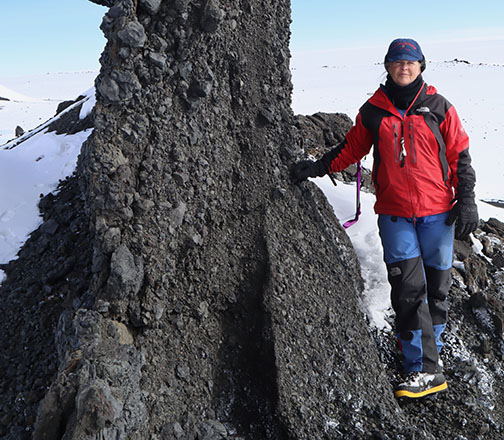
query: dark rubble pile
[
  {"left": 48, "top": 95, "right": 95, "bottom": 135},
  {"left": 294, "top": 112, "right": 352, "bottom": 158},
  {"left": 294, "top": 112, "right": 374, "bottom": 190},
  {"left": 0, "top": 176, "right": 94, "bottom": 439}
]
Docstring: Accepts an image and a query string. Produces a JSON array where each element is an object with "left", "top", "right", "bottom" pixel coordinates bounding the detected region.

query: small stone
[
  {"left": 207, "top": 419, "right": 228, "bottom": 436},
  {"left": 173, "top": 172, "right": 189, "bottom": 185},
  {"left": 190, "top": 233, "right": 203, "bottom": 247},
  {"left": 200, "top": 0, "right": 224, "bottom": 33},
  {"left": 272, "top": 187, "right": 286, "bottom": 200},
  {"left": 97, "top": 76, "right": 120, "bottom": 102},
  {"left": 111, "top": 320, "right": 134, "bottom": 345},
  {"left": 0, "top": 413, "right": 13, "bottom": 426},
  {"left": 173, "top": 422, "right": 185, "bottom": 438},
  {"left": 162, "top": 422, "right": 185, "bottom": 439},
  {"left": 197, "top": 301, "right": 209, "bottom": 320},
  {"left": 41, "top": 218, "right": 59, "bottom": 235},
  {"left": 171, "top": 202, "right": 186, "bottom": 228},
  {"left": 107, "top": 244, "right": 144, "bottom": 299},
  {"left": 139, "top": 0, "right": 162, "bottom": 14},
  {"left": 176, "top": 364, "right": 189, "bottom": 381},
  {"left": 15, "top": 126, "right": 25, "bottom": 137},
  {"left": 479, "top": 423, "right": 490, "bottom": 435},
  {"left": 178, "top": 62, "right": 193, "bottom": 80},
  {"left": 103, "top": 227, "right": 121, "bottom": 253},
  {"left": 148, "top": 52, "right": 167, "bottom": 68},
  {"left": 258, "top": 106, "right": 276, "bottom": 125},
  {"left": 188, "top": 78, "right": 212, "bottom": 98},
  {"left": 117, "top": 20, "right": 147, "bottom": 48}
]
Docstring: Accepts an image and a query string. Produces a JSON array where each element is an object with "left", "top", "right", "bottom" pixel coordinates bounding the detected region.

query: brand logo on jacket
[
  {"left": 416, "top": 107, "right": 430, "bottom": 113},
  {"left": 389, "top": 267, "right": 402, "bottom": 277}
]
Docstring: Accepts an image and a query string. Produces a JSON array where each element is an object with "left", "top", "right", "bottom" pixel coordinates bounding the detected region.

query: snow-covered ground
[
  {"left": 0, "top": 72, "right": 97, "bottom": 283},
  {"left": 1, "top": 39, "right": 503, "bottom": 330},
  {"left": 0, "top": 71, "right": 98, "bottom": 144}
]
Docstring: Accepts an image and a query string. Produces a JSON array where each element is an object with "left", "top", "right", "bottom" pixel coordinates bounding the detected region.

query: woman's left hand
[{"left": 446, "top": 199, "right": 479, "bottom": 240}]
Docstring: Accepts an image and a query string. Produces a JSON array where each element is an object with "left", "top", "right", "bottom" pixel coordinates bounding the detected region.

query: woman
[{"left": 292, "top": 38, "right": 479, "bottom": 398}]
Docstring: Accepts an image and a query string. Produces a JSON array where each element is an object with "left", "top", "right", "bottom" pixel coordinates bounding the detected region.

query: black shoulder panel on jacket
[
  {"left": 411, "top": 87, "right": 451, "bottom": 124},
  {"left": 360, "top": 101, "right": 389, "bottom": 142},
  {"left": 359, "top": 101, "right": 390, "bottom": 192}
]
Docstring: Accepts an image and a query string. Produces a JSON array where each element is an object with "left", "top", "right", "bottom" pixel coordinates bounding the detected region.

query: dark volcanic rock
[
  {"left": 15, "top": 125, "right": 25, "bottom": 137},
  {"left": 0, "top": 177, "right": 94, "bottom": 438},
  {"left": 295, "top": 112, "right": 352, "bottom": 155},
  {"left": 48, "top": 95, "right": 94, "bottom": 135},
  {"left": 295, "top": 111, "right": 374, "bottom": 191},
  {"left": 34, "top": 0, "right": 407, "bottom": 438}
]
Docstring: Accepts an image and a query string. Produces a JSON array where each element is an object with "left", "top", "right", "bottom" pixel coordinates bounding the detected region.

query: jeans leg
[
  {"left": 387, "top": 257, "right": 439, "bottom": 373},
  {"left": 416, "top": 212, "right": 454, "bottom": 355},
  {"left": 425, "top": 266, "right": 451, "bottom": 352},
  {"left": 378, "top": 215, "right": 440, "bottom": 373}
]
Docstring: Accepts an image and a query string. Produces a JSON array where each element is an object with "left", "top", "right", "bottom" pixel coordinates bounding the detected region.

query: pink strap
[{"left": 343, "top": 161, "right": 362, "bottom": 229}]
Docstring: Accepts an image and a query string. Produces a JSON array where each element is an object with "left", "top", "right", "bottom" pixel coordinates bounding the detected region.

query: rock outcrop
[
  {"left": 2, "top": 0, "right": 405, "bottom": 438},
  {"left": 46, "top": 0, "right": 404, "bottom": 437},
  {"left": 1, "top": 1, "right": 504, "bottom": 439}
]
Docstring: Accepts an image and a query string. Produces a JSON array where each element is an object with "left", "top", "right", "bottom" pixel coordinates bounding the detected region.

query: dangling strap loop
[{"left": 343, "top": 161, "right": 362, "bottom": 229}]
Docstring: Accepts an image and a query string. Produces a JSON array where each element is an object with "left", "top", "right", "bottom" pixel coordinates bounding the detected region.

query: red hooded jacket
[{"left": 320, "top": 81, "right": 476, "bottom": 218}]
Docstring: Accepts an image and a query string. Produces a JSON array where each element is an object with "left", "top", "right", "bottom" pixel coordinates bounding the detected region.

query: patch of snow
[{"left": 79, "top": 87, "right": 96, "bottom": 120}]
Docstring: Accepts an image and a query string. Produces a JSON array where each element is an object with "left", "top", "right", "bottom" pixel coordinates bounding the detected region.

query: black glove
[
  {"left": 291, "top": 160, "right": 327, "bottom": 183},
  {"left": 446, "top": 198, "right": 479, "bottom": 240}
]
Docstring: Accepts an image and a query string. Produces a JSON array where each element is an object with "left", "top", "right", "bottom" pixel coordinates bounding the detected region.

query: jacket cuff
[
  {"left": 456, "top": 196, "right": 476, "bottom": 205},
  {"left": 314, "top": 160, "right": 329, "bottom": 177}
]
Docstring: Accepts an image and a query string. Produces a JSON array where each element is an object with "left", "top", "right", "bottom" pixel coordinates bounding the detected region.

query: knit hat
[{"left": 385, "top": 38, "right": 423, "bottom": 62}]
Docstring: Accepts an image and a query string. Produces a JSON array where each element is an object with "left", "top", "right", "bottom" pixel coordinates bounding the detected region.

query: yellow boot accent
[{"left": 395, "top": 381, "right": 447, "bottom": 399}]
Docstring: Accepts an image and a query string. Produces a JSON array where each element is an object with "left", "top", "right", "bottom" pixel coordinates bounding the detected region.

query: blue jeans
[
  {"left": 378, "top": 212, "right": 454, "bottom": 270},
  {"left": 378, "top": 212, "right": 454, "bottom": 373}
]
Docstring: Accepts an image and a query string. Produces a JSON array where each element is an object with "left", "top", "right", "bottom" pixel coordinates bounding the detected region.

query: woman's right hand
[{"left": 291, "top": 160, "right": 326, "bottom": 183}]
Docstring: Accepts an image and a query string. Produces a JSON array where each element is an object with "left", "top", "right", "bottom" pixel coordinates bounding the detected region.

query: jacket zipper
[
  {"left": 383, "top": 85, "right": 425, "bottom": 219},
  {"left": 399, "top": 121, "right": 406, "bottom": 167},
  {"left": 399, "top": 118, "right": 415, "bottom": 217},
  {"left": 393, "top": 123, "right": 400, "bottom": 163},
  {"left": 409, "top": 122, "right": 417, "bottom": 163}
]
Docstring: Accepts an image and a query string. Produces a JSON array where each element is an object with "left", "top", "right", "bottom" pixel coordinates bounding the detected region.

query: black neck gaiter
[{"left": 384, "top": 74, "right": 424, "bottom": 110}]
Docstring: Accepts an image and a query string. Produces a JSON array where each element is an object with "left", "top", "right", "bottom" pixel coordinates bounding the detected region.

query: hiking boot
[{"left": 394, "top": 371, "right": 447, "bottom": 398}]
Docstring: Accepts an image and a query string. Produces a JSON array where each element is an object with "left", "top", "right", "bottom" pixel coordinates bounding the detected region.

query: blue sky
[
  {"left": 1, "top": 0, "right": 504, "bottom": 76},
  {"left": 290, "top": 0, "right": 504, "bottom": 52},
  {"left": 0, "top": 0, "right": 107, "bottom": 76}
]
